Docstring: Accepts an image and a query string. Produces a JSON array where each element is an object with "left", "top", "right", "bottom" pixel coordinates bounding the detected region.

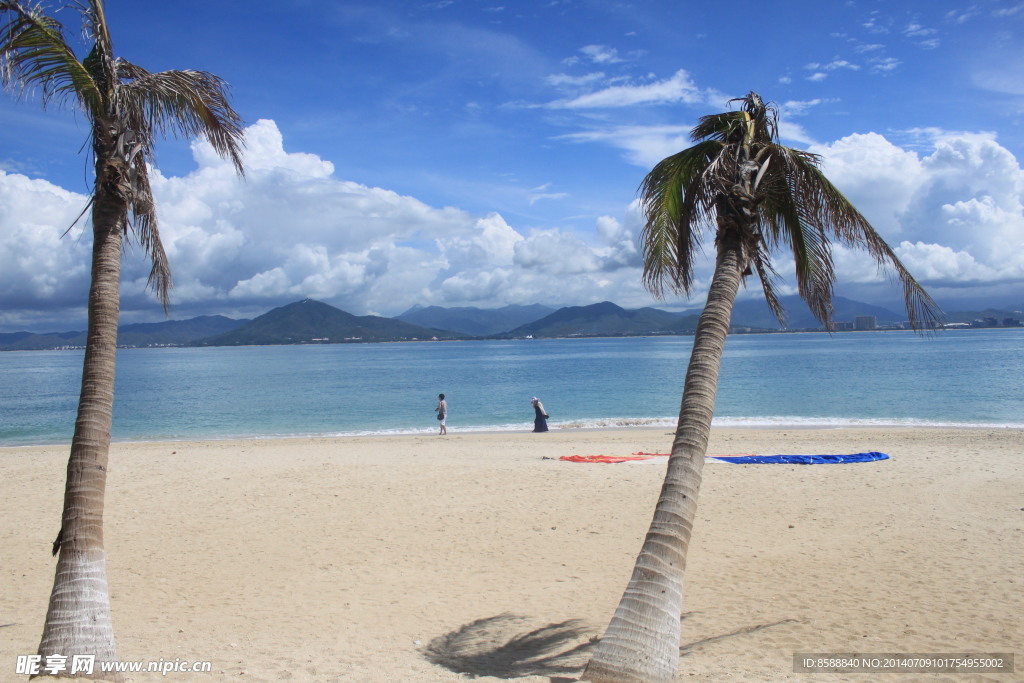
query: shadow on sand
[
  {"left": 423, "top": 612, "right": 803, "bottom": 680},
  {"left": 421, "top": 613, "right": 596, "bottom": 679},
  {"left": 679, "top": 613, "right": 802, "bottom": 655}
]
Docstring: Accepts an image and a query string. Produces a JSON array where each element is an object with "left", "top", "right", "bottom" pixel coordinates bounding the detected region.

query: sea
[{"left": 1, "top": 329, "right": 1022, "bottom": 447}]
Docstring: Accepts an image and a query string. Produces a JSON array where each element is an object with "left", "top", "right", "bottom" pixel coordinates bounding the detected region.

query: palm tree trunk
[
  {"left": 36, "top": 185, "right": 126, "bottom": 681},
  {"left": 581, "top": 235, "right": 745, "bottom": 683}
]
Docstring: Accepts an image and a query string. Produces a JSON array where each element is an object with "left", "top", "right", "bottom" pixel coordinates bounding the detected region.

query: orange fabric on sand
[
  {"left": 560, "top": 455, "right": 656, "bottom": 463},
  {"left": 560, "top": 452, "right": 756, "bottom": 463}
]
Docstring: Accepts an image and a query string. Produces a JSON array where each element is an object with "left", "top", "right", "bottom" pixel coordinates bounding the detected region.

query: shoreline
[
  {"left": 5, "top": 417, "right": 1024, "bottom": 451},
  {"left": 3, "top": 427, "right": 1021, "bottom": 681}
]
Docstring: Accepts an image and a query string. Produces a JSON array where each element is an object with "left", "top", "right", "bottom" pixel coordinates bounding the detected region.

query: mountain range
[
  {"left": 396, "top": 303, "right": 556, "bottom": 336},
  {"left": 0, "top": 315, "right": 245, "bottom": 351},
  {"left": 197, "top": 299, "right": 460, "bottom": 346},
  {"left": 2, "top": 297, "right": 1021, "bottom": 351}
]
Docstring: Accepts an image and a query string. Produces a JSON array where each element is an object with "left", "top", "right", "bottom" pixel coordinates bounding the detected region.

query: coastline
[
  {"left": 5, "top": 415, "right": 1024, "bottom": 450},
  {"left": 2, "top": 427, "right": 1021, "bottom": 681}
]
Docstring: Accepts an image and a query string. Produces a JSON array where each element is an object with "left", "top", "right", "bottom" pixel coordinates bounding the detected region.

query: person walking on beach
[
  {"left": 436, "top": 393, "right": 448, "bottom": 435},
  {"left": 531, "top": 397, "right": 549, "bottom": 433}
]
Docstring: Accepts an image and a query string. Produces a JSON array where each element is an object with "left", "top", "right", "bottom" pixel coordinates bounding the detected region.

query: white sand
[{"left": 2, "top": 427, "right": 1021, "bottom": 681}]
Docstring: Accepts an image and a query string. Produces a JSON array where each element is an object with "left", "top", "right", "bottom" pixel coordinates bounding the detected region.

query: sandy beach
[{"left": 2, "top": 427, "right": 1021, "bottom": 682}]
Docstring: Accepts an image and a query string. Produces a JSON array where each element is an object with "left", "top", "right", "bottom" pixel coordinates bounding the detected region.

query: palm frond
[
  {"left": 0, "top": 0, "right": 101, "bottom": 113},
  {"left": 121, "top": 136, "right": 171, "bottom": 309},
  {"left": 116, "top": 62, "right": 245, "bottom": 174},
  {"left": 638, "top": 140, "right": 721, "bottom": 298},
  {"left": 690, "top": 110, "right": 746, "bottom": 143},
  {"left": 749, "top": 248, "right": 786, "bottom": 325},
  {"left": 638, "top": 90, "right": 941, "bottom": 334},
  {"left": 4, "top": 0, "right": 244, "bottom": 316},
  {"left": 781, "top": 150, "right": 943, "bottom": 329},
  {"left": 755, "top": 150, "right": 838, "bottom": 326}
]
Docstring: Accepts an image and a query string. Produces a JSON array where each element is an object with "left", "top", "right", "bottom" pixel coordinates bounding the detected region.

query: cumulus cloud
[
  {"left": 4, "top": 117, "right": 1023, "bottom": 331},
  {"left": 0, "top": 172, "right": 92, "bottom": 328},
  {"left": 0, "top": 119, "right": 649, "bottom": 330},
  {"left": 812, "top": 130, "right": 1024, "bottom": 295},
  {"left": 556, "top": 126, "right": 1024, "bottom": 307}
]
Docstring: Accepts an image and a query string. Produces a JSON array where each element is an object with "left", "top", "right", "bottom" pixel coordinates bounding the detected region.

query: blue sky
[{"left": 2, "top": 0, "right": 1023, "bottom": 331}]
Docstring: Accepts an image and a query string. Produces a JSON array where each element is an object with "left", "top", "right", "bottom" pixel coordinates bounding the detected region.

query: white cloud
[
  {"left": 548, "top": 69, "right": 706, "bottom": 109},
  {"left": 812, "top": 130, "right": 1024, "bottom": 292},
  {"left": 869, "top": 56, "right": 901, "bottom": 72},
  {"left": 0, "top": 120, "right": 653, "bottom": 328},
  {"left": 812, "top": 132, "right": 927, "bottom": 236},
  {"left": 437, "top": 212, "right": 523, "bottom": 267},
  {"left": 0, "top": 171, "right": 93, "bottom": 327},
  {"left": 804, "top": 59, "right": 860, "bottom": 82},
  {"left": 893, "top": 241, "right": 999, "bottom": 283},
  {"left": 993, "top": 3, "right": 1024, "bottom": 17},
  {"left": 579, "top": 44, "right": 623, "bottom": 64},
  {"left": 5, "top": 117, "right": 1023, "bottom": 332},
  {"left": 903, "top": 22, "right": 934, "bottom": 37},
  {"left": 527, "top": 183, "right": 568, "bottom": 204},
  {"left": 778, "top": 121, "right": 818, "bottom": 146},
  {"left": 546, "top": 71, "right": 605, "bottom": 87},
  {"left": 559, "top": 124, "right": 691, "bottom": 167}
]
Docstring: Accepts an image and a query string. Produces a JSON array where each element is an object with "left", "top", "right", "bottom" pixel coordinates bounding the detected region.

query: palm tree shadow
[
  {"left": 422, "top": 613, "right": 597, "bottom": 679},
  {"left": 423, "top": 612, "right": 802, "bottom": 679},
  {"left": 679, "top": 612, "right": 803, "bottom": 655}
]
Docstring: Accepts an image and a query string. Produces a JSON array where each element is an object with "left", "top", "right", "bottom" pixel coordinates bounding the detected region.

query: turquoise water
[{"left": 1, "top": 329, "right": 1021, "bottom": 446}]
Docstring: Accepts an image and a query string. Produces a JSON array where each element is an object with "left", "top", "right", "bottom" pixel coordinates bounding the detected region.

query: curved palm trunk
[
  {"left": 36, "top": 171, "right": 126, "bottom": 680},
  {"left": 581, "top": 235, "right": 745, "bottom": 683}
]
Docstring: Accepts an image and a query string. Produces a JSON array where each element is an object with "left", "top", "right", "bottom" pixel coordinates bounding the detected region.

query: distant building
[
  {"left": 854, "top": 315, "right": 877, "bottom": 331},
  {"left": 829, "top": 321, "right": 854, "bottom": 331},
  {"left": 900, "top": 320, "right": 942, "bottom": 330}
]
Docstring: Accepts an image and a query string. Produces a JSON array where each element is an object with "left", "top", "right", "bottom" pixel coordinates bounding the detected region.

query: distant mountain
[
  {"left": 196, "top": 299, "right": 459, "bottom": 346},
  {"left": 501, "top": 301, "right": 691, "bottom": 337},
  {"left": 0, "top": 330, "right": 81, "bottom": 351},
  {"left": 0, "top": 331, "right": 34, "bottom": 346},
  {"left": 680, "top": 295, "right": 906, "bottom": 330},
  {"left": 117, "top": 316, "right": 247, "bottom": 346},
  {"left": 397, "top": 303, "right": 555, "bottom": 336},
  {"left": 4, "top": 297, "right": 1019, "bottom": 352},
  {"left": 942, "top": 307, "right": 1023, "bottom": 324},
  {"left": 496, "top": 295, "right": 915, "bottom": 338},
  {"left": 0, "top": 316, "right": 247, "bottom": 351}
]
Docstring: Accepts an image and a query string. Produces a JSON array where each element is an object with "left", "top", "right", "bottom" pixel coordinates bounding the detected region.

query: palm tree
[
  {"left": 1, "top": 0, "right": 244, "bottom": 675},
  {"left": 580, "top": 92, "right": 941, "bottom": 682}
]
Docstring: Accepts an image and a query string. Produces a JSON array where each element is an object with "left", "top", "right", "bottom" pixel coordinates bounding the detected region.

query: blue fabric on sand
[{"left": 711, "top": 452, "right": 889, "bottom": 464}]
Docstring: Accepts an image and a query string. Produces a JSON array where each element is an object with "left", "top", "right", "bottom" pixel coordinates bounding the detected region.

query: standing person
[
  {"left": 435, "top": 393, "right": 448, "bottom": 435},
  {"left": 531, "top": 397, "right": 549, "bottom": 433}
]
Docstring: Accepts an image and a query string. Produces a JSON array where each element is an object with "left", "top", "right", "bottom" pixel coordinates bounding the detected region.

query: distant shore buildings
[{"left": 855, "top": 315, "right": 877, "bottom": 331}]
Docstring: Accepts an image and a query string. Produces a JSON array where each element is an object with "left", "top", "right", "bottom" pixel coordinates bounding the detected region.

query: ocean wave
[
  {"left": 711, "top": 415, "right": 1024, "bottom": 430},
  {"left": 6, "top": 414, "right": 1022, "bottom": 448},
  {"left": 278, "top": 414, "right": 1024, "bottom": 439}
]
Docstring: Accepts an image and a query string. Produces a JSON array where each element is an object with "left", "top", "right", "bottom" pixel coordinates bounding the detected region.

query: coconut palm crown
[
  {"left": 2, "top": 1, "right": 245, "bottom": 677},
  {"left": 581, "top": 93, "right": 941, "bottom": 683},
  {"left": 640, "top": 91, "right": 939, "bottom": 329}
]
